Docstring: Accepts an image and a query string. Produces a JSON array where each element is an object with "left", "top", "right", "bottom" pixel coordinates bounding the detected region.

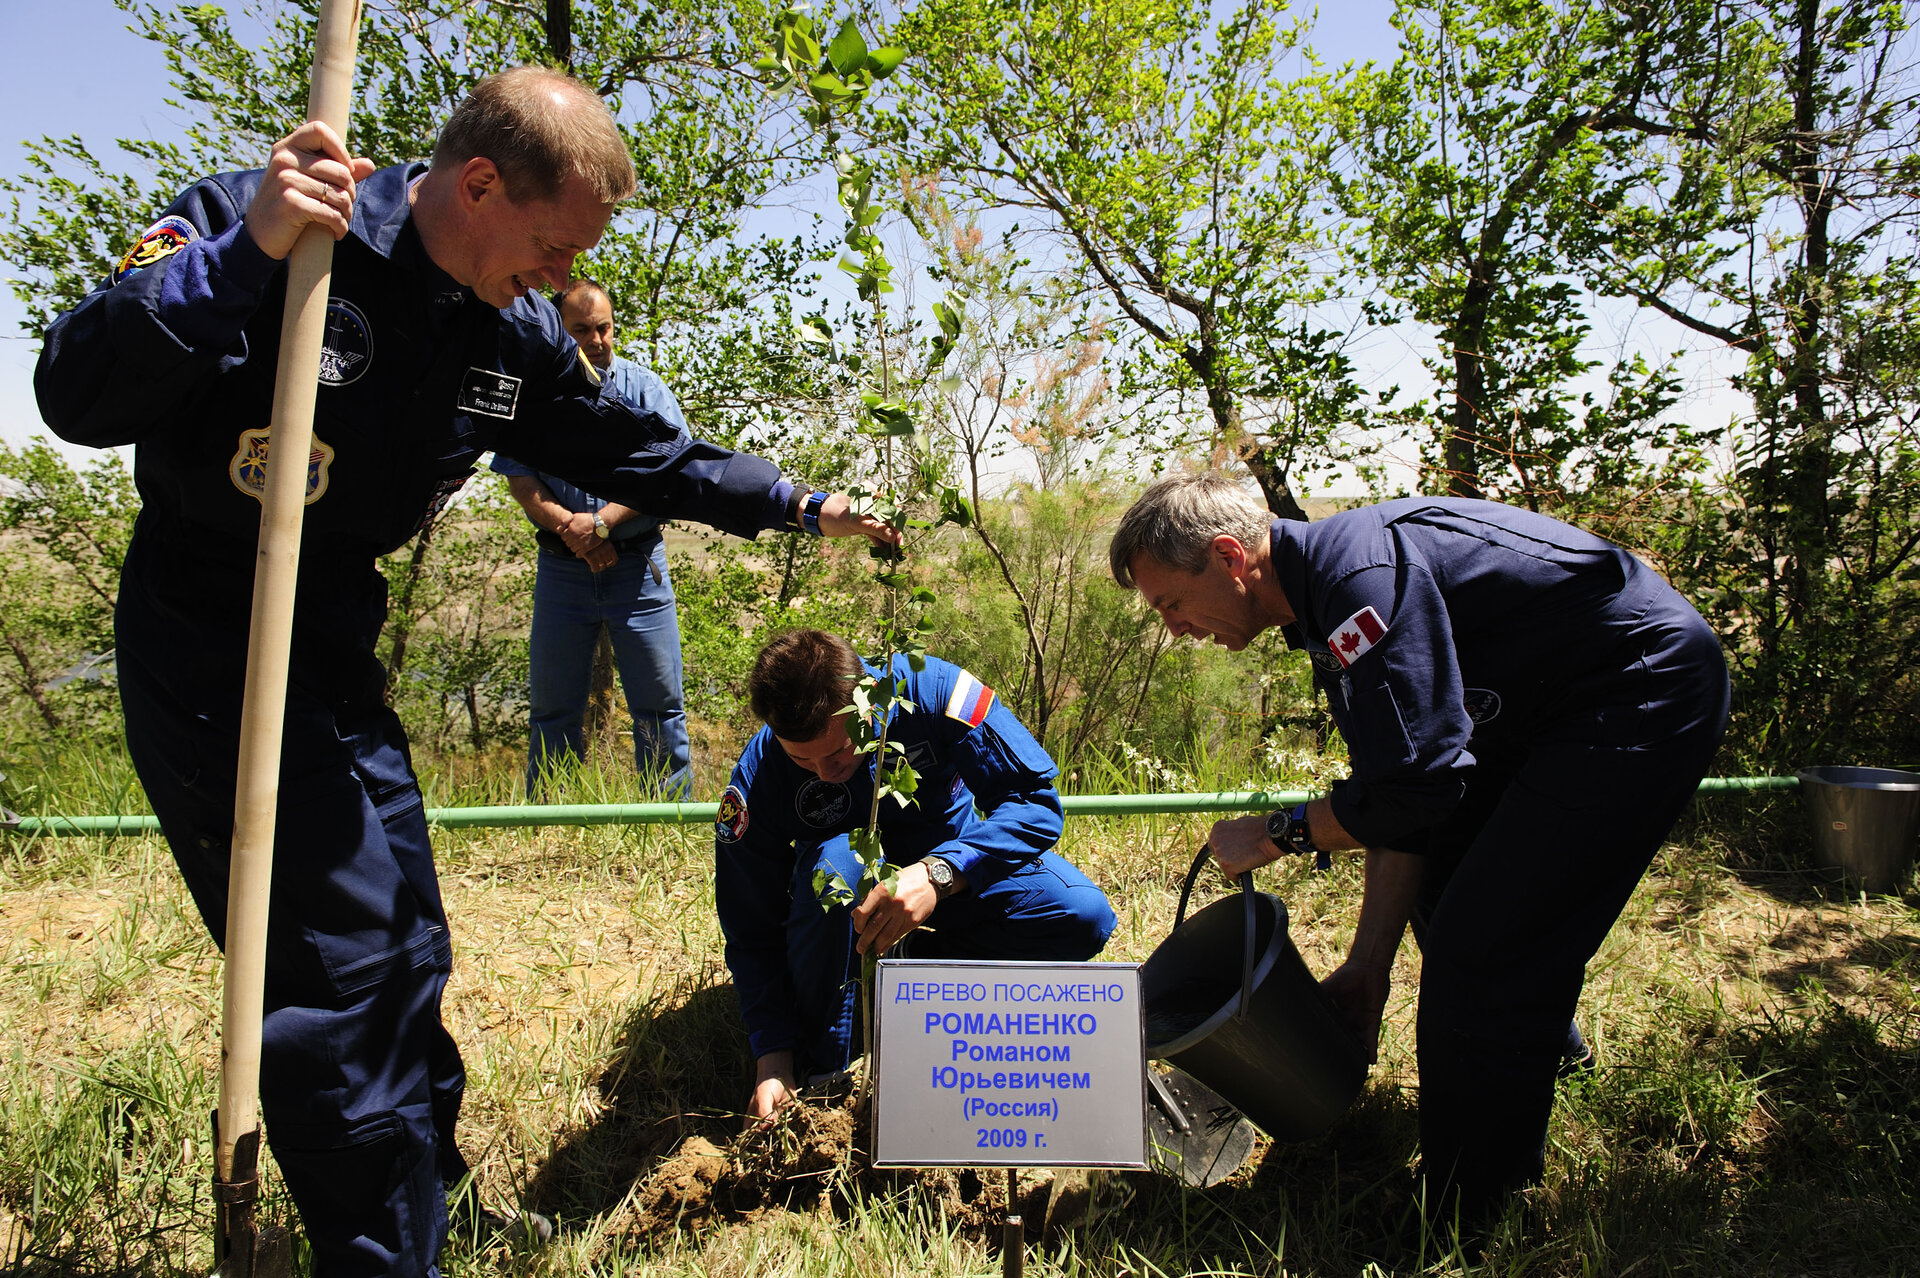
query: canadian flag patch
[
  {"left": 1330, "top": 606, "right": 1388, "bottom": 668},
  {"left": 944, "top": 670, "right": 996, "bottom": 727}
]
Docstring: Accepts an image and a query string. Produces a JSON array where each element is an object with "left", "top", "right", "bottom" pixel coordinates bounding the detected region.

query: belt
[
  {"left": 534, "top": 528, "right": 666, "bottom": 585},
  {"left": 533, "top": 526, "right": 662, "bottom": 559}
]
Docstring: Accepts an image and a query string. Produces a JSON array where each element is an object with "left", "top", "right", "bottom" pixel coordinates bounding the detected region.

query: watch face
[{"left": 926, "top": 857, "right": 953, "bottom": 889}]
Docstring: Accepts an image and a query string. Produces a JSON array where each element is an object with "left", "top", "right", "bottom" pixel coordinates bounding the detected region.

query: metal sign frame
[{"left": 873, "top": 959, "right": 1147, "bottom": 1170}]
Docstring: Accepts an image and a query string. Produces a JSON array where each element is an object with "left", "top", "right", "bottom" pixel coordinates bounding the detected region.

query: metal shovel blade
[
  {"left": 207, "top": 1223, "right": 291, "bottom": 1278},
  {"left": 1145, "top": 1064, "right": 1256, "bottom": 1188}
]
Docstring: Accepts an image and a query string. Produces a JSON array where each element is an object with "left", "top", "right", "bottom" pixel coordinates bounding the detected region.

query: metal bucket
[
  {"left": 1140, "top": 847, "right": 1367, "bottom": 1142},
  {"left": 1795, "top": 766, "right": 1920, "bottom": 894}
]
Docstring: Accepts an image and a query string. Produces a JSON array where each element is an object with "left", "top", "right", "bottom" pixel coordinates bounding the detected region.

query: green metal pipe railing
[{"left": 3, "top": 775, "right": 1800, "bottom": 838}]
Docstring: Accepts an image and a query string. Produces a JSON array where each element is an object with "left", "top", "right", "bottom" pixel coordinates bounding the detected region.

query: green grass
[{"left": 3, "top": 741, "right": 1917, "bottom": 1276}]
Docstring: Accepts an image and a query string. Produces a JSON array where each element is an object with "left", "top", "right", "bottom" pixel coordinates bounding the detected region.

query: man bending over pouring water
[{"left": 1110, "top": 472, "right": 1728, "bottom": 1225}]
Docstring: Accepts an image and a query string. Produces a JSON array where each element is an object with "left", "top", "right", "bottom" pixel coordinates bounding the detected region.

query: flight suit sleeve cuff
[
  {"left": 1327, "top": 774, "right": 1463, "bottom": 851},
  {"left": 218, "top": 220, "right": 280, "bottom": 293},
  {"left": 926, "top": 841, "right": 987, "bottom": 888},
  {"left": 764, "top": 478, "right": 797, "bottom": 530}
]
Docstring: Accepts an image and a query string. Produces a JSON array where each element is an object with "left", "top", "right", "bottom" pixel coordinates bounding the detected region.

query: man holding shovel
[
  {"left": 37, "top": 66, "right": 895, "bottom": 1277},
  {"left": 1110, "top": 472, "right": 1728, "bottom": 1229}
]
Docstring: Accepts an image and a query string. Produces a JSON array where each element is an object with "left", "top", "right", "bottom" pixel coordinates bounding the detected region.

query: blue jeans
[{"left": 526, "top": 537, "right": 691, "bottom": 798}]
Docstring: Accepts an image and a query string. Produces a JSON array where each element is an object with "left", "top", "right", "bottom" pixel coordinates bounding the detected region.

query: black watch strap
[{"left": 1266, "top": 803, "right": 1315, "bottom": 857}]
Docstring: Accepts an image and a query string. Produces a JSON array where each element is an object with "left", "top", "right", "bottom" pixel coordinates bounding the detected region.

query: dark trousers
[
  {"left": 1407, "top": 607, "right": 1730, "bottom": 1221},
  {"left": 120, "top": 646, "right": 465, "bottom": 1278}
]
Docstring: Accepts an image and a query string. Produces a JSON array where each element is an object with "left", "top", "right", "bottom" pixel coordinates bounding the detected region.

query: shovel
[{"left": 210, "top": 3, "right": 363, "bottom": 1274}]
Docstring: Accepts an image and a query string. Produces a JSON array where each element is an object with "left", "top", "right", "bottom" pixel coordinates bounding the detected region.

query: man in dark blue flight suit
[
  {"left": 34, "top": 68, "right": 895, "bottom": 1278},
  {"left": 714, "top": 629, "right": 1117, "bottom": 1122},
  {"left": 1111, "top": 472, "right": 1729, "bottom": 1226}
]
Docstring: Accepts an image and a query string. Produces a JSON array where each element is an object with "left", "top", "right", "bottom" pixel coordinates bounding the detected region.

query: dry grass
[{"left": 2, "top": 790, "right": 1917, "bottom": 1275}]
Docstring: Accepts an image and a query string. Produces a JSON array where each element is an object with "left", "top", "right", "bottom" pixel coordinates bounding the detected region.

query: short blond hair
[
  {"left": 1109, "top": 472, "right": 1272, "bottom": 589},
  {"left": 432, "top": 66, "right": 636, "bottom": 204}
]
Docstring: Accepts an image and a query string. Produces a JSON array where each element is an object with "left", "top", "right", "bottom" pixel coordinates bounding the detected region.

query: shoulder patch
[
  {"left": 229, "top": 427, "right": 335, "bottom": 505},
  {"left": 1330, "top": 606, "right": 1388, "bottom": 669},
  {"left": 943, "top": 669, "right": 995, "bottom": 727},
  {"left": 716, "top": 784, "right": 748, "bottom": 843},
  {"left": 112, "top": 215, "right": 197, "bottom": 285}
]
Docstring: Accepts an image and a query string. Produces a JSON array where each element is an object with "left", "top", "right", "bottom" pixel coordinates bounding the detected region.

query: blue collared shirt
[{"left": 489, "top": 356, "right": 692, "bottom": 541}]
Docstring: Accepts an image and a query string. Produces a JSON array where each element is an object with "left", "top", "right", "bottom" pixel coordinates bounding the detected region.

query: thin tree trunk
[
  {"left": 0, "top": 619, "right": 60, "bottom": 731},
  {"left": 585, "top": 624, "right": 619, "bottom": 753},
  {"left": 1447, "top": 273, "right": 1493, "bottom": 499},
  {"left": 1782, "top": 0, "right": 1832, "bottom": 631},
  {"left": 384, "top": 519, "right": 438, "bottom": 700}
]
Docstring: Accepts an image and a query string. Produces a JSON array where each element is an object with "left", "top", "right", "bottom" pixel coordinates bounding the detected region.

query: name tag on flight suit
[{"left": 456, "top": 367, "right": 521, "bottom": 419}]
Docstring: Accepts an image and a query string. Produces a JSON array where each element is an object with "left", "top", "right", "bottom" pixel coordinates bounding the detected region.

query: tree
[
  {"left": 884, "top": 0, "right": 1372, "bottom": 520},
  {"left": 1591, "top": 0, "right": 1920, "bottom": 764},
  {"left": 1341, "top": 0, "right": 1727, "bottom": 501},
  {"left": 902, "top": 187, "right": 1171, "bottom": 756},
  {"left": 0, "top": 440, "right": 138, "bottom": 734}
]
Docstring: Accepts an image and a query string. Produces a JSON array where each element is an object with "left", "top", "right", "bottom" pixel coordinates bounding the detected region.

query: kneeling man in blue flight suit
[
  {"left": 715, "top": 629, "right": 1118, "bottom": 1121},
  {"left": 1112, "top": 473, "right": 1729, "bottom": 1226}
]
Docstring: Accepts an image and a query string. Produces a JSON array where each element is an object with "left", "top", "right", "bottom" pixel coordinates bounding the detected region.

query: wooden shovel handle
[{"left": 217, "top": 0, "right": 363, "bottom": 1183}]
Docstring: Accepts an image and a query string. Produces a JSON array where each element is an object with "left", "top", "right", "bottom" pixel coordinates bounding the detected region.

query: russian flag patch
[
  {"left": 944, "top": 670, "right": 996, "bottom": 727},
  {"left": 1330, "top": 606, "right": 1388, "bottom": 668}
]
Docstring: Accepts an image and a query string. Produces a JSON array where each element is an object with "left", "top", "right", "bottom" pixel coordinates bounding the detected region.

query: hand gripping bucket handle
[{"left": 1174, "top": 844, "right": 1256, "bottom": 1022}]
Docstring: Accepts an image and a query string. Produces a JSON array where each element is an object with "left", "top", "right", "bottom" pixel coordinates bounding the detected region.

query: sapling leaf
[{"left": 938, "top": 486, "right": 974, "bottom": 527}]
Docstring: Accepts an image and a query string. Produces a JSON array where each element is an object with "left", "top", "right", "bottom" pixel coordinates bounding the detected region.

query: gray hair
[{"left": 1109, "top": 472, "right": 1272, "bottom": 588}]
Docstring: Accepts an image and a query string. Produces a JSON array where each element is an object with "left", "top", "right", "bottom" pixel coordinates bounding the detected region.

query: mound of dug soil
[{"left": 621, "top": 1081, "right": 1124, "bottom": 1246}]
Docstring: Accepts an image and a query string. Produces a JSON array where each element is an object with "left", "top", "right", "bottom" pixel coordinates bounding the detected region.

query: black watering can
[{"left": 1141, "top": 845, "right": 1368, "bottom": 1145}]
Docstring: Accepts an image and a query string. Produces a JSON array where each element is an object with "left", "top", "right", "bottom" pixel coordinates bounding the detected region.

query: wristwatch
[
  {"left": 593, "top": 511, "right": 611, "bottom": 539},
  {"left": 924, "top": 855, "right": 961, "bottom": 899},
  {"left": 799, "top": 490, "right": 829, "bottom": 537},
  {"left": 1265, "top": 803, "right": 1317, "bottom": 858}
]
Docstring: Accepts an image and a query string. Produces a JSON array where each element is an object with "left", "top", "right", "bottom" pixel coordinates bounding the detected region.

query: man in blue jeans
[
  {"left": 493, "top": 278, "right": 692, "bottom": 797},
  {"left": 715, "top": 629, "right": 1117, "bottom": 1122}
]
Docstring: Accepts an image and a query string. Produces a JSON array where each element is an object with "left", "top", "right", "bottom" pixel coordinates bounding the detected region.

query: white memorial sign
[{"left": 873, "top": 959, "right": 1147, "bottom": 1168}]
